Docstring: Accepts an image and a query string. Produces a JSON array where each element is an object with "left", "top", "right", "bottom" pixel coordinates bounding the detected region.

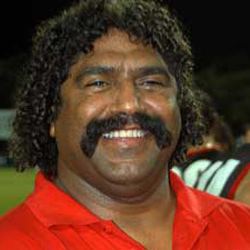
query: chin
[
  {"left": 101, "top": 163, "right": 150, "bottom": 183},
  {"left": 94, "top": 156, "right": 167, "bottom": 186},
  {"left": 94, "top": 163, "right": 167, "bottom": 204}
]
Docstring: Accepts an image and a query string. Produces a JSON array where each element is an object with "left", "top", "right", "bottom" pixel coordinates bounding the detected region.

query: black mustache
[{"left": 80, "top": 112, "right": 172, "bottom": 158}]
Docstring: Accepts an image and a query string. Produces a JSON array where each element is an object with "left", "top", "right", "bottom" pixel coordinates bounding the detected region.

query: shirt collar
[
  {"left": 26, "top": 171, "right": 223, "bottom": 229},
  {"left": 170, "top": 171, "right": 223, "bottom": 220},
  {"left": 26, "top": 172, "right": 100, "bottom": 227},
  {"left": 170, "top": 172, "right": 223, "bottom": 249}
]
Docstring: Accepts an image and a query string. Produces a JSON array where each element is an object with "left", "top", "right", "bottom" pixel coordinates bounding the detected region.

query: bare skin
[
  {"left": 244, "top": 130, "right": 250, "bottom": 143},
  {"left": 55, "top": 166, "right": 175, "bottom": 250},
  {"left": 234, "top": 170, "right": 250, "bottom": 206},
  {"left": 51, "top": 28, "right": 181, "bottom": 250}
]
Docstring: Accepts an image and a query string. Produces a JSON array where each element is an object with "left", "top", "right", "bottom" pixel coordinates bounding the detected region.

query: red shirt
[{"left": 0, "top": 172, "right": 250, "bottom": 250}]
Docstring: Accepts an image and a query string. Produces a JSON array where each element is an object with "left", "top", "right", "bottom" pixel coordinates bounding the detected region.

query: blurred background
[{"left": 0, "top": 0, "right": 249, "bottom": 214}]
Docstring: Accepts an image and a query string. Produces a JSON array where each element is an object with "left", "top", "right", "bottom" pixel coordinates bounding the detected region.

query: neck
[
  {"left": 54, "top": 163, "right": 175, "bottom": 248},
  {"left": 56, "top": 163, "right": 174, "bottom": 212}
]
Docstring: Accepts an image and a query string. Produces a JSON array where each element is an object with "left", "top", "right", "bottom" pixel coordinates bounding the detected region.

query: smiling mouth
[{"left": 102, "top": 129, "right": 148, "bottom": 139}]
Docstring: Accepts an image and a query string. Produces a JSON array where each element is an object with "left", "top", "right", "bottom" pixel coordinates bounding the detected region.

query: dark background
[
  {"left": 0, "top": 0, "right": 249, "bottom": 135},
  {"left": 2, "top": 1, "right": 249, "bottom": 66}
]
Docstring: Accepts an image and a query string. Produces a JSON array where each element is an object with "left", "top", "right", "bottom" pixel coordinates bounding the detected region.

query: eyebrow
[
  {"left": 134, "top": 66, "right": 171, "bottom": 80},
  {"left": 74, "top": 65, "right": 171, "bottom": 83},
  {"left": 75, "top": 66, "right": 115, "bottom": 83}
]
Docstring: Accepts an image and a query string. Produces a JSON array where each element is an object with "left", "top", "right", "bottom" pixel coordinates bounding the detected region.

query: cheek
[
  {"left": 59, "top": 91, "right": 113, "bottom": 136},
  {"left": 144, "top": 94, "right": 182, "bottom": 144},
  {"left": 75, "top": 93, "right": 112, "bottom": 123},
  {"left": 145, "top": 94, "right": 181, "bottom": 125}
]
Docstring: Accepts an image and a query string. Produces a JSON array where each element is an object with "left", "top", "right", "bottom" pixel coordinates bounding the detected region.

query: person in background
[
  {"left": 172, "top": 91, "right": 250, "bottom": 204},
  {"left": 236, "top": 123, "right": 250, "bottom": 148},
  {"left": 242, "top": 123, "right": 250, "bottom": 144},
  {"left": 234, "top": 123, "right": 250, "bottom": 161},
  {"left": 0, "top": 1, "right": 250, "bottom": 249},
  {"left": 181, "top": 89, "right": 235, "bottom": 157},
  {"left": 230, "top": 123, "right": 250, "bottom": 204}
]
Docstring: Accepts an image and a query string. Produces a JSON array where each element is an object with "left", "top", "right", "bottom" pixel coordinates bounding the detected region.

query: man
[
  {"left": 242, "top": 123, "right": 250, "bottom": 144},
  {"left": 1, "top": 1, "right": 250, "bottom": 249},
  {"left": 231, "top": 123, "right": 250, "bottom": 204},
  {"left": 172, "top": 91, "right": 250, "bottom": 205}
]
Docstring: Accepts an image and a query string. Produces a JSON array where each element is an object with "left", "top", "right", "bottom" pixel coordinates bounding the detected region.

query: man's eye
[
  {"left": 145, "top": 80, "right": 164, "bottom": 85},
  {"left": 85, "top": 80, "right": 108, "bottom": 88},
  {"left": 138, "top": 80, "right": 165, "bottom": 88}
]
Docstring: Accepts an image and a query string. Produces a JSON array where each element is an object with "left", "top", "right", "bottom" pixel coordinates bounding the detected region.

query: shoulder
[
  {"left": 213, "top": 196, "right": 250, "bottom": 220},
  {"left": 233, "top": 163, "right": 250, "bottom": 204},
  {"left": 171, "top": 171, "right": 250, "bottom": 221},
  {"left": 0, "top": 203, "right": 31, "bottom": 228},
  {"left": 190, "top": 184, "right": 250, "bottom": 218},
  {"left": 211, "top": 198, "right": 250, "bottom": 243},
  {"left": 185, "top": 188, "right": 250, "bottom": 247},
  {"left": 192, "top": 187, "right": 250, "bottom": 239},
  {"left": 0, "top": 202, "right": 66, "bottom": 250},
  {"left": 0, "top": 204, "right": 43, "bottom": 249}
]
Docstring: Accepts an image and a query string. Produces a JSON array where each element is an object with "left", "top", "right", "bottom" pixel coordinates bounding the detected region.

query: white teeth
[
  {"left": 103, "top": 130, "right": 146, "bottom": 139},
  {"left": 114, "top": 131, "right": 119, "bottom": 138},
  {"left": 121, "top": 130, "right": 126, "bottom": 137}
]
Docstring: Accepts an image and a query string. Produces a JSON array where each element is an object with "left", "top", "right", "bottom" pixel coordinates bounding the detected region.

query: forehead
[
  {"left": 93, "top": 28, "right": 149, "bottom": 53},
  {"left": 72, "top": 28, "right": 168, "bottom": 70}
]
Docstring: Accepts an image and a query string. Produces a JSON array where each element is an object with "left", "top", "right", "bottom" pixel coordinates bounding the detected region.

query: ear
[{"left": 49, "top": 122, "right": 56, "bottom": 138}]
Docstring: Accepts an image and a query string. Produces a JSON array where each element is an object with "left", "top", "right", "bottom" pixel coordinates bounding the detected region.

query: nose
[{"left": 110, "top": 81, "right": 142, "bottom": 115}]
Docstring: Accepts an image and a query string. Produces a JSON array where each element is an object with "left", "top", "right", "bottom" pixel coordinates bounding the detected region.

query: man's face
[
  {"left": 245, "top": 129, "right": 250, "bottom": 143},
  {"left": 51, "top": 29, "right": 181, "bottom": 197}
]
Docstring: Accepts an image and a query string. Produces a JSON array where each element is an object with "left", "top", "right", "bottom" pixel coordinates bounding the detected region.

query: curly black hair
[
  {"left": 195, "top": 89, "right": 234, "bottom": 151},
  {"left": 11, "top": 0, "right": 205, "bottom": 178}
]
